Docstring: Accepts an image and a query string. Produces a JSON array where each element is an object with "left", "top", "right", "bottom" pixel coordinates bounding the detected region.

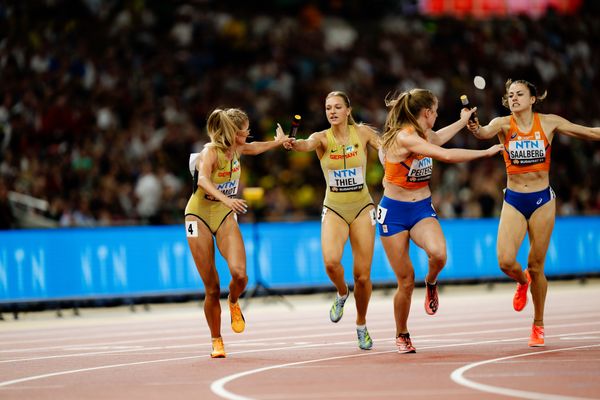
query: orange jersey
[
  {"left": 384, "top": 153, "right": 432, "bottom": 189},
  {"left": 503, "top": 113, "right": 551, "bottom": 175}
]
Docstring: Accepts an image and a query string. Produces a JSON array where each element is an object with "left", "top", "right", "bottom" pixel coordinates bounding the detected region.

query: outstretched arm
[
  {"left": 467, "top": 115, "right": 508, "bottom": 140},
  {"left": 241, "top": 125, "right": 293, "bottom": 155},
  {"left": 284, "top": 130, "right": 325, "bottom": 152},
  {"left": 548, "top": 114, "right": 600, "bottom": 141},
  {"left": 429, "top": 107, "right": 476, "bottom": 146},
  {"left": 401, "top": 132, "right": 503, "bottom": 163}
]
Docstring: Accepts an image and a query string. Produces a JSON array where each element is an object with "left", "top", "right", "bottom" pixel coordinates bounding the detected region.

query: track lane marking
[
  {"left": 210, "top": 331, "right": 600, "bottom": 400},
  {"left": 450, "top": 344, "right": 600, "bottom": 400}
]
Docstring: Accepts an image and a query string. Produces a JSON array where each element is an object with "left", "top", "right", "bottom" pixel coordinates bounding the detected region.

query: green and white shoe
[
  {"left": 357, "top": 326, "right": 373, "bottom": 350},
  {"left": 329, "top": 287, "right": 349, "bottom": 323}
]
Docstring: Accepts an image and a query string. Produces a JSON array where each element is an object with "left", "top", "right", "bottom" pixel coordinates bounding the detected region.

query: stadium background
[
  {"left": 1, "top": 0, "right": 599, "bottom": 229},
  {"left": 1, "top": 0, "right": 599, "bottom": 309}
]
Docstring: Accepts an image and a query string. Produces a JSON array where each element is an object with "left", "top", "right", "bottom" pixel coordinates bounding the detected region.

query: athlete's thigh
[
  {"left": 349, "top": 206, "right": 375, "bottom": 271},
  {"left": 380, "top": 231, "right": 412, "bottom": 278},
  {"left": 409, "top": 217, "right": 445, "bottom": 255},
  {"left": 215, "top": 214, "right": 246, "bottom": 270},
  {"left": 497, "top": 201, "right": 528, "bottom": 261},
  {"left": 185, "top": 216, "right": 219, "bottom": 284},
  {"left": 321, "top": 209, "right": 350, "bottom": 262},
  {"left": 527, "top": 199, "right": 556, "bottom": 265}
]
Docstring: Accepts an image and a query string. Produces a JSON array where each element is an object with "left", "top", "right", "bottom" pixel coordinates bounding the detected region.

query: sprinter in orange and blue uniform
[
  {"left": 468, "top": 79, "right": 600, "bottom": 347},
  {"left": 378, "top": 89, "right": 502, "bottom": 354},
  {"left": 502, "top": 112, "right": 555, "bottom": 220}
]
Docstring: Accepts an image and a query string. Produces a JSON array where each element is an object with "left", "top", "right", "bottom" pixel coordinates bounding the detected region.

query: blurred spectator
[
  {"left": 0, "top": 0, "right": 598, "bottom": 228},
  {"left": 134, "top": 160, "right": 162, "bottom": 224}
]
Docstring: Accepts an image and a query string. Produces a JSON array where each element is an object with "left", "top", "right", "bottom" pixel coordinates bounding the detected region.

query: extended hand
[
  {"left": 276, "top": 123, "right": 294, "bottom": 147},
  {"left": 275, "top": 123, "right": 288, "bottom": 141},
  {"left": 225, "top": 198, "right": 248, "bottom": 214},
  {"left": 461, "top": 107, "right": 477, "bottom": 123},
  {"left": 487, "top": 144, "right": 504, "bottom": 156}
]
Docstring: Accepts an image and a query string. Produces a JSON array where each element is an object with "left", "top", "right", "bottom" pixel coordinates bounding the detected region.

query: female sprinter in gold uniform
[
  {"left": 282, "top": 91, "right": 380, "bottom": 350},
  {"left": 185, "top": 108, "right": 291, "bottom": 358}
]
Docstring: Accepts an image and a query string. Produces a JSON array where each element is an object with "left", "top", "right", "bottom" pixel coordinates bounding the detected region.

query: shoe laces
[
  {"left": 335, "top": 294, "right": 348, "bottom": 308},
  {"left": 357, "top": 327, "right": 370, "bottom": 342},
  {"left": 212, "top": 337, "right": 224, "bottom": 349},
  {"left": 230, "top": 302, "right": 243, "bottom": 321},
  {"left": 397, "top": 333, "right": 412, "bottom": 346}
]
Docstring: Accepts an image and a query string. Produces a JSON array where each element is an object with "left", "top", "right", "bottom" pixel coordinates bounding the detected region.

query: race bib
[
  {"left": 376, "top": 205, "right": 388, "bottom": 224},
  {"left": 185, "top": 221, "right": 198, "bottom": 237},
  {"left": 205, "top": 179, "right": 240, "bottom": 201},
  {"left": 328, "top": 167, "right": 364, "bottom": 192},
  {"left": 508, "top": 140, "right": 546, "bottom": 165},
  {"left": 407, "top": 157, "right": 432, "bottom": 182}
]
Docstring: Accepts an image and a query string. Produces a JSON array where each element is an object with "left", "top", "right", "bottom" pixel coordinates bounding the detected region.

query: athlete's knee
[
  {"left": 497, "top": 254, "right": 518, "bottom": 275},
  {"left": 204, "top": 285, "right": 221, "bottom": 301},
  {"left": 396, "top": 268, "right": 415, "bottom": 290},
  {"left": 427, "top": 246, "right": 446, "bottom": 269},
  {"left": 324, "top": 257, "right": 342, "bottom": 275},
  {"left": 397, "top": 277, "right": 414, "bottom": 293},
  {"left": 353, "top": 271, "right": 371, "bottom": 288},
  {"left": 527, "top": 257, "right": 545, "bottom": 272},
  {"left": 229, "top": 267, "right": 248, "bottom": 286},
  {"left": 527, "top": 260, "right": 546, "bottom": 279}
]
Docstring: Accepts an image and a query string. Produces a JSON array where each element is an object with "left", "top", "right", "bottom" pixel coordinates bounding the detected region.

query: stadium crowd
[{"left": 1, "top": 0, "right": 599, "bottom": 228}]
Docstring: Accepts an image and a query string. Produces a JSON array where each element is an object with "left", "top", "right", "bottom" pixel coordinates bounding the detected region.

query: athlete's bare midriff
[
  {"left": 506, "top": 170, "right": 549, "bottom": 192},
  {"left": 383, "top": 180, "right": 432, "bottom": 202}
]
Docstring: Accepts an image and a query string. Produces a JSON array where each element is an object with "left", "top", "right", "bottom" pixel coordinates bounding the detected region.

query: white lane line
[
  {"left": 3, "top": 308, "right": 599, "bottom": 350},
  {"left": 210, "top": 331, "right": 600, "bottom": 400},
  {"left": 2, "top": 323, "right": 600, "bottom": 365},
  {"left": 1, "top": 329, "right": 598, "bottom": 398},
  {"left": 0, "top": 356, "right": 204, "bottom": 388},
  {"left": 4, "top": 318, "right": 600, "bottom": 360},
  {"left": 450, "top": 344, "right": 600, "bottom": 400},
  {"left": 0, "top": 331, "right": 597, "bottom": 394},
  {"left": 0, "top": 341, "right": 365, "bottom": 388},
  {"left": 211, "top": 350, "right": 396, "bottom": 400}
]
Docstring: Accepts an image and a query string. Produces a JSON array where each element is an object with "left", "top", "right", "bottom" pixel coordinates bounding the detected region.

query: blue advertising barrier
[{"left": 0, "top": 217, "right": 599, "bottom": 303}]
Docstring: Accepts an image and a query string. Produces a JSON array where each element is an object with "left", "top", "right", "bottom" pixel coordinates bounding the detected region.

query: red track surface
[{"left": 1, "top": 281, "right": 599, "bottom": 399}]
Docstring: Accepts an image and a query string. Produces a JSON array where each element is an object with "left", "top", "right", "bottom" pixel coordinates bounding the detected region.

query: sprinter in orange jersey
[
  {"left": 185, "top": 108, "right": 292, "bottom": 358},
  {"left": 468, "top": 79, "right": 600, "bottom": 347},
  {"left": 379, "top": 89, "right": 502, "bottom": 354},
  {"left": 281, "top": 91, "right": 380, "bottom": 351}
]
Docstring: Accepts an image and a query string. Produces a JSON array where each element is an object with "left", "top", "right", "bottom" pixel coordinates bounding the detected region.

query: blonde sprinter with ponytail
[
  {"left": 377, "top": 89, "right": 502, "bottom": 353},
  {"left": 185, "top": 108, "right": 292, "bottom": 358},
  {"left": 282, "top": 91, "right": 381, "bottom": 351}
]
